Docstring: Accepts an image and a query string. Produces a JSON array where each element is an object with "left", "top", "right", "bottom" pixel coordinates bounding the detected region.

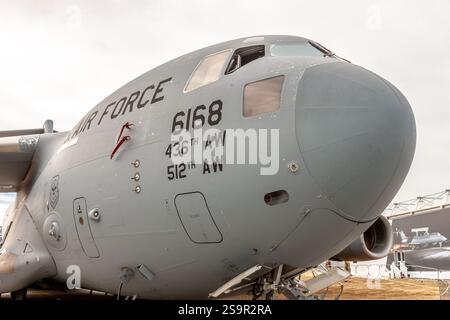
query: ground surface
[
  {"left": 0, "top": 277, "right": 447, "bottom": 300},
  {"left": 319, "top": 277, "right": 443, "bottom": 300}
]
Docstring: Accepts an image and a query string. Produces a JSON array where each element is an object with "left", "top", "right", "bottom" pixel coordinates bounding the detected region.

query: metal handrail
[
  {"left": 351, "top": 262, "right": 450, "bottom": 282},
  {"left": 384, "top": 189, "right": 450, "bottom": 218}
]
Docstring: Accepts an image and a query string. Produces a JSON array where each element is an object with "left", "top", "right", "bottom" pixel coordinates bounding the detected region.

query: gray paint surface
[{"left": 0, "top": 35, "right": 415, "bottom": 298}]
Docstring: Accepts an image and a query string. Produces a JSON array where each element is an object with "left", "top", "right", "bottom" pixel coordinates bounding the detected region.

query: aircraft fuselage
[{"left": 2, "top": 35, "right": 416, "bottom": 299}]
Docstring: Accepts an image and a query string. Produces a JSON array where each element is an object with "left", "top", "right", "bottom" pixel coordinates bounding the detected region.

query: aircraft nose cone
[{"left": 296, "top": 62, "right": 416, "bottom": 222}]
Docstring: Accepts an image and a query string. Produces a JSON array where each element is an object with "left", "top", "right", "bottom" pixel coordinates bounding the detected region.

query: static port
[{"left": 264, "top": 190, "right": 289, "bottom": 206}]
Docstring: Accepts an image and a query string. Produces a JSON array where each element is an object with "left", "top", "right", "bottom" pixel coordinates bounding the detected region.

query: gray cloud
[
  {"left": 0, "top": 193, "right": 15, "bottom": 204},
  {"left": 0, "top": 0, "right": 449, "bottom": 219}
]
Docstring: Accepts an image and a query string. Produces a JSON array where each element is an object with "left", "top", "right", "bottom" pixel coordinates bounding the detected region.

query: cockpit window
[
  {"left": 271, "top": 41, "right": 351, "bottom": 63},
  {"left": 243, "top": 75, "right": 284, "bottom": 117},
  {"left": 270, "top": 42, "right": 326, "bottom": 57},
  {"left": 226, "top": 45, "right": 265, "bottom": 74},
  {"left": 184, "top": 49, "right": 232, "bottom": 93}
]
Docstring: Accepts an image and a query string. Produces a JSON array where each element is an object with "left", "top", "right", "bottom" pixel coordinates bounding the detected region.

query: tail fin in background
[{"left": 399, "top": 230, "right": 408, "bottom": 243}]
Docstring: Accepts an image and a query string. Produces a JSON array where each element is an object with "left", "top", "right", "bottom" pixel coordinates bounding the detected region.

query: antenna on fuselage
[{"left": 43, "top": 120, "right": 54, "bottom": 133}]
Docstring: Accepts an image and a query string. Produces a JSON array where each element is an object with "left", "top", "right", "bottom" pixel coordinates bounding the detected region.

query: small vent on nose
[{"left": 264, "top": 190, "right": 289, "bottom": 206}]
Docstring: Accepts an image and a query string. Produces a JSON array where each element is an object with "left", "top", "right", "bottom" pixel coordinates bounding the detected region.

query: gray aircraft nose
[{"left": 295, "top": 62, "right": 416, "bottom": 222}]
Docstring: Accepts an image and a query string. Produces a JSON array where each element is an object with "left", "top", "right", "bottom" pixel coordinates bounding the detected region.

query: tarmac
[
  {"left": 318, "top": 277, "right": 445, "bottom": 300},
  {"left": 0, "top": 277, "right": 448, "bottom": 300}
]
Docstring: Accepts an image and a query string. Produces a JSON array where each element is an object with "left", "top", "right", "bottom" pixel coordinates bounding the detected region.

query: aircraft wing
[{"left": 0, "top": 129, "right": 44, "bottom": 192}]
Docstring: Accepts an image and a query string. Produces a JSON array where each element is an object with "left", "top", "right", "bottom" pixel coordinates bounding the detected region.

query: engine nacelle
[{"left": 332, "top": 215, "right": 393, "bottom": 261}]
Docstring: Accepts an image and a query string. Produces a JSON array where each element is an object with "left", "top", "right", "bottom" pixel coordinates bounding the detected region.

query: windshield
[
  {"left": 184, "top": 49, "right": 232, "bottom": 93},
  {"left": 270, "top": 42, "right": 328, "bottom": 57},
  {"left": 270, "top": 41, "right": 350, "bottom": 63}
]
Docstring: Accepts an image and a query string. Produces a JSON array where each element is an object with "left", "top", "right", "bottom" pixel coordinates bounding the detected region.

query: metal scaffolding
[{"left": 384, "top": 189, "right": 450, "bottom": 219}]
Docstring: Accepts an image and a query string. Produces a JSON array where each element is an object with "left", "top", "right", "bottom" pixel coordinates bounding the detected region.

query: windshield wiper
[{"left": 309, "top": 41, "right": 351, "bottom": 63}]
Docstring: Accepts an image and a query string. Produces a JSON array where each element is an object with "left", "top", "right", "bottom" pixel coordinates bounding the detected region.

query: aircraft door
[
  {"left": 73, "top": 197, "right": 100, "bottom": 258},
  {"left": 174, "top": 192, "right": 223, "bottom": 244}
]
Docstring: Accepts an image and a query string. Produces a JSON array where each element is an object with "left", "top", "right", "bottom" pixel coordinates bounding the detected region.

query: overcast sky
[{"left": 0, "top": 0, "right": 449, "bottom": 220}]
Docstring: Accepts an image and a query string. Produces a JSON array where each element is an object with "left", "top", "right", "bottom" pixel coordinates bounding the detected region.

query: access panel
[
  {"left": 174, "top": 192, "right": 223, "bottom": 244},
  {"left": 73, "top": 197, "right": 100, "bottom": 258}
]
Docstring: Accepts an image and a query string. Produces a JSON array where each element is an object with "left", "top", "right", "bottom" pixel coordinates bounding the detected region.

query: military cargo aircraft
[{"left": 0, "top": 35, "right": 416, "bottom": 299}]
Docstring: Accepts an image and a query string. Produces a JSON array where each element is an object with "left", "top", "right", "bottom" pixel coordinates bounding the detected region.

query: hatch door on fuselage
[
  {"left": 73, "top": 197, "right": 100, "bottom": 258},
  {"left": 174, "top": 192, "right": 223, "bottom": 244}
]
